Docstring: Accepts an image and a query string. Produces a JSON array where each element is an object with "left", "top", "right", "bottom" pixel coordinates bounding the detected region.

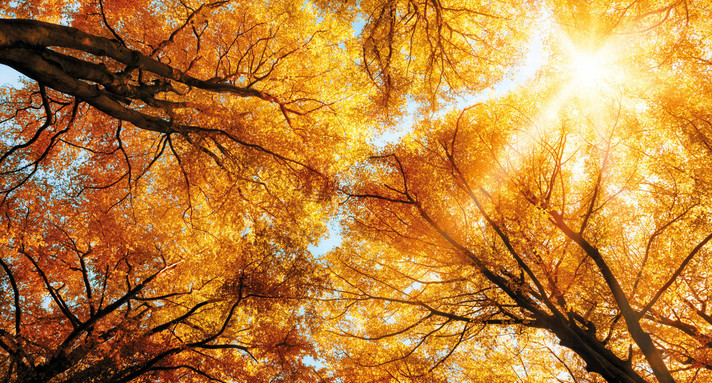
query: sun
[
  {"left": 570, "top": 50, "right": 610, "bottom": 88},
  {"left": 555, "top": 27, "right": 627, "bottom": 93},
  {"left": 565, "top": 44, "right": 626, "bottom": 94}
]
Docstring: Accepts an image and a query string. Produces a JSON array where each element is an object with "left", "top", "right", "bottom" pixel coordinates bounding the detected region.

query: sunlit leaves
[{"left": 4, "top": 0, "right": 712, "bottom": 382}]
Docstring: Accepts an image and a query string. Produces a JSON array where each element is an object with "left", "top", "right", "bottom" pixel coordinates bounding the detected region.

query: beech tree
[
  {"left": 0, "top": 0, "right": 362, "bottom": 381},
  {"left": 326, "top": 1, "right": 712, "bottom": 382},
  {"left": 2, "top": 0, "right": 712, "bottom": 382}
]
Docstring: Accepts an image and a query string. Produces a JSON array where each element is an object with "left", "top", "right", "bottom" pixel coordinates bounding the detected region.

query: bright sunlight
[
  {"left": 570, "top": 50, "right": 610, "bottom": 88},
  {"left": 564, "top": 41, "right": 627, "bottom": 94}
]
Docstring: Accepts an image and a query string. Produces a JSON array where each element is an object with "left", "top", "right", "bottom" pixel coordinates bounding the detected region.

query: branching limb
[{"left": 0, "top": 257, "right": 21, "bottom": 336}]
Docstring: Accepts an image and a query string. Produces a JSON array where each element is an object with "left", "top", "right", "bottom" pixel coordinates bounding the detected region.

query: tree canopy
[{"left": 1, "top": 0, "right": 711, "bottom": 382}]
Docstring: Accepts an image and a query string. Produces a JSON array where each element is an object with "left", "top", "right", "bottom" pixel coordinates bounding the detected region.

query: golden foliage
[{"left": 1, "top": 0, "right": 712, "bottom": 382}]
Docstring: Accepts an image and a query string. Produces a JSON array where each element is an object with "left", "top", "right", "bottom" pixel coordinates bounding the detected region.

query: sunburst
[
  {"left": 559, "top": 32, "right": 632, "bottom": 97},
  {"left": 570, "top": 50, "right": 611, "bottom": 89}
]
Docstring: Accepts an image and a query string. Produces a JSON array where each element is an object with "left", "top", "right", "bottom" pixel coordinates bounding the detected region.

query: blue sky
[{"left": 0, "top": 66, "right": 23, "bottom": 87}]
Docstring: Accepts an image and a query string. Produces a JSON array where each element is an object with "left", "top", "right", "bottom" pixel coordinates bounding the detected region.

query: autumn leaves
[{"left": 1, "top": 0, "right": 712, "bottom": 382}]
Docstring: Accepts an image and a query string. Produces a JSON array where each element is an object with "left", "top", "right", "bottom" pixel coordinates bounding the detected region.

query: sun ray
[
  {"left": 557, "top": 29, "right": 630, "bottom": 97},
  {"left": 571, "top": 50, "right": 610, "bottom": 88}
]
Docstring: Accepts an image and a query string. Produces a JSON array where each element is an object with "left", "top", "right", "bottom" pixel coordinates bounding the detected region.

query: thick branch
[
  {"left": 0, "top": 257, "right": 21, "bottom": 335},
  {"left": 549, "top": 212, "right": 675, "bottom": 383}
]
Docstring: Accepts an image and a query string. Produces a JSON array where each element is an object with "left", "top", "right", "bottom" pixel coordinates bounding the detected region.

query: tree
[
  {"left": 2, "top": 0, "right": 712, "bottom": 382},
  {"left": 0, "top": 0, "right": 362, "bottom": 381},
  {"left": 324, "top": 1, "right": 712, "bottom": 382}
]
